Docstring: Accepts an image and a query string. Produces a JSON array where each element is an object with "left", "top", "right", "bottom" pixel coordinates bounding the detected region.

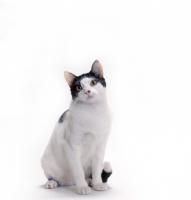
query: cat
[{"left": 41, "top": 60, "right": 112, "bottom": 195}]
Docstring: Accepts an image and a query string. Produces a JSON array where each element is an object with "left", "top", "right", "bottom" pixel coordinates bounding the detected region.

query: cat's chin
[
  {"left": 84, "top": 98, "right": 97, "bottom": 104},
  {"left": 79, "top": 97, "right": 100, "bottom": 104},
  {"left": 87, "top": 96, "right": 94, "bottom": 100}
]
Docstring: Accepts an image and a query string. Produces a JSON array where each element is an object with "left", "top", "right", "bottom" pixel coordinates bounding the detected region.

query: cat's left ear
[
  {"left": 90, "top": 60, "right": 104, "bottom": 78},
  {"left": 64, "top": 71, "right": 76, "bottom": 87}
]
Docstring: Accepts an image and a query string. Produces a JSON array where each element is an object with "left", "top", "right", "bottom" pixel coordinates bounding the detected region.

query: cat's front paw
[
  {"left": 93, "top": 183, "right": 107, "bottom": 191},
  {"left": 77, "top": 186, "right": 91, "bottom": 195},
  {"left": 45, "top": 180, "right": 58, "bottom": 189}
]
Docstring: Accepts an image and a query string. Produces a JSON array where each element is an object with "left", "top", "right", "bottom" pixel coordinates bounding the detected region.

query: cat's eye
[
  {"left": 76, "top": 85, "right": 82, "bottom": 91},
  {"left": 90, "top": 80, "right": 97, "bottom": 86}
]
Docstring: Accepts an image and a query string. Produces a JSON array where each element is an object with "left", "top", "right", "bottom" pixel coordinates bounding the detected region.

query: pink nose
[{"left": 84, "top": 90, "right": 91, "bottom": 94}]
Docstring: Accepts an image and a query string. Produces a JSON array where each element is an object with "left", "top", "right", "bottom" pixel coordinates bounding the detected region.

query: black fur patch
[
  {"left": 89, "top": 169, "right": 112, "bottom": 183},
  {"left": 70, "top": 72, "right": 106, "bottom": 100},
  {"left": 58, "top": 109, "right": 69, "bottom": 123},
  {"left": 101, "top": 169, "right": 112, "bottom": 183}
]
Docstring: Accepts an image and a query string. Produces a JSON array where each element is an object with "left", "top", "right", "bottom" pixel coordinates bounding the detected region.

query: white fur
[
  {"left": 45, "top": 180, "right": 58, "bottom": 189},
  {"left": 41, "top": 69, "right": 112, "bottom": 195},
  {"left": 103, "top": 161, "right": 112, "bottom": 173}
]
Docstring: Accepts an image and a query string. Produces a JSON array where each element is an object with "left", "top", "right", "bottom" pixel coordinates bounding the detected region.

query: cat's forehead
[
  {"left": 73, "top": 72, "right": 106, "bottom": 88},
  {"left": 80, "top": 77, "right": 93, "bottom": 86}
]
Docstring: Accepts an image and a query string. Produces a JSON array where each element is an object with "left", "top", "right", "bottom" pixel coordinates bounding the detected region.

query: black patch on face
[
  {"left": 69, "top": 72, "right": 106, "bottom": 100},
  {"left": 58, "top": 109, "right": 69, "bottom": 123}
]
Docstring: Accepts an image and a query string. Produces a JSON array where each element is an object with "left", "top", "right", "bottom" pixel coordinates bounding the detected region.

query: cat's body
[{"left": 41, "top": 60, "right": 112, "bottom": 195}]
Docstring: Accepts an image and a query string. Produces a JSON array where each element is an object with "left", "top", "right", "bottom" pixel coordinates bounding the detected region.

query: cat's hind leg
[
  {"left": 88, "top": 161, "right": 112, "bottom": 190},
  {"left": 93, "top": 162, "right": 112, "bottom": 191},
  {"left": 86, "top": 178, "right": 93, "bottom": 187},
  {"left": 45, "top": 180, "right": 58, "bottom": 189}
]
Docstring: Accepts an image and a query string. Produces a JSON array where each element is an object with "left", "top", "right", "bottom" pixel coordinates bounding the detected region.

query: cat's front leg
[
  {"left": 92, "top": 144, "right": 108, "bottom": 191},
  {"left": 63, "top": 141, "right": 91, "bottom": 195}
]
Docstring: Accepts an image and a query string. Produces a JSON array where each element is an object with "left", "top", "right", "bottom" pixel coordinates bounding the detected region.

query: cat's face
[{"left": 64, "top": 60, "right": 106, "bottom": 104}]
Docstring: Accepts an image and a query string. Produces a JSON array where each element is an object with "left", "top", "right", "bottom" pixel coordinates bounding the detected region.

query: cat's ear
[
  {"left": 64, "top": 71, "right": 76, "bottom": 87},
  {"left": 90, "top": 60, "right": 104, "bottom": 78}
]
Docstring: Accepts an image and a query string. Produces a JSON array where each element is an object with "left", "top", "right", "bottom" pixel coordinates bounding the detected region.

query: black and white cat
[{"left": 41, "top": 60, "right": 112, "bottom": 195}]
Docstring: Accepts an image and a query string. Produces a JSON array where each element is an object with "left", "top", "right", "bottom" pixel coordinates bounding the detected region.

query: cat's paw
[
  {"left": 93, "top": 183, "right": 107, "bottom": 191},
  {"left": 77, "top": 186, "right": 91, "bottom": 195},
  {"left": 85, "top": 178, "right": 92, "bottom": 187},
  {"left": 45, "top": 180, "right": 58, "bottom": 189}
]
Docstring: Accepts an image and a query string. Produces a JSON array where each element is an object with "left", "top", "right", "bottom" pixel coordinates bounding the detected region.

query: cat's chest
[{"left": 70, "top": 103, "right": 112, "bottom": 134}]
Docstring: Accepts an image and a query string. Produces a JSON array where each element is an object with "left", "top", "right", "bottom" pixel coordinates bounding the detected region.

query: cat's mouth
[{"left": 86, "top": 95, "right": 94, "bottom": 100}]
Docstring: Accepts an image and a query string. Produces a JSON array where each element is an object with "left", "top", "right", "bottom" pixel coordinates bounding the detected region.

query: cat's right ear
[
  {"left": 90, "top": 60, "right": 104, "bottom": 78},
  {"left": 64, "top": 71, "right": 76, "bottom": 87}
]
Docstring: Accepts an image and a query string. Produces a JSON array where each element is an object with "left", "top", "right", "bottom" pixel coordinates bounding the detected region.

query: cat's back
[{"left": 41, "top": 110, "right": 70, "bottom": 162}]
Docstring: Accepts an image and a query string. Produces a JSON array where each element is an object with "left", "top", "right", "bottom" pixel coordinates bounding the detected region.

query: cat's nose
[{"left": 84, "top": 90, "right": 91, "bottom": 94}]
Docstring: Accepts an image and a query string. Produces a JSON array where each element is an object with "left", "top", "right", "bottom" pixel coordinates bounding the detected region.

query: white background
[{"left": 0, "top": 0, "right": 191, "bottom": 199}]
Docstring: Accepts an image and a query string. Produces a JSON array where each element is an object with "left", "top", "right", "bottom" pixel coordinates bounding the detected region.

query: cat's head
[{"left": 64, "top": 60, "right": 106, "bottom": 104}]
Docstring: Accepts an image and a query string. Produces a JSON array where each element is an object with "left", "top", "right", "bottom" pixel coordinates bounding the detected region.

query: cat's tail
[{"left": 101, "top": 162, "right": 112, "bottom": 183}]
